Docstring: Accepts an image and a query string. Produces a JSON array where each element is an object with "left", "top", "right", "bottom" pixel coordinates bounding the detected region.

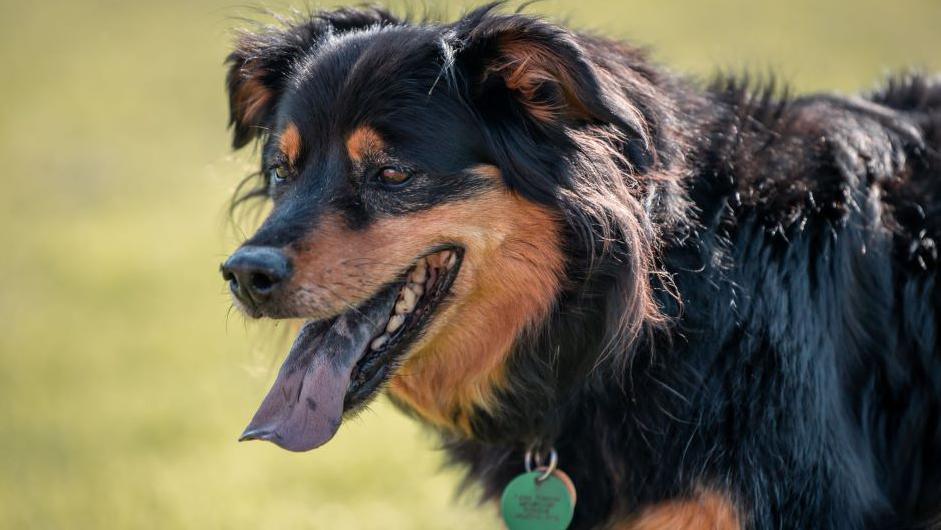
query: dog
[{"left": 219, "top": 4, "right": 941, "bottom": 528}]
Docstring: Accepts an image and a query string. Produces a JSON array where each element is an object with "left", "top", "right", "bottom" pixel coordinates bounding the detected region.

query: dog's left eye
[{"left": 269, "top": 165, "right": 292, "bottom": 184}]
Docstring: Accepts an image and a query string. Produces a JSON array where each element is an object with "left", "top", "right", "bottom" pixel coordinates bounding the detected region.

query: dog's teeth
[
  {"left": 409, "top": 286, "right": 422, "bottom": 302},
  {"left": 401, "top": 288, "right": 418, "bottom": 310},
  {"left": 371, "top": 335, "right": 388, "bottom": 351},
  {"left": 386, "top": 314, "right": 405, "bottom": 333},
  {"left": 410, "top": 261, "right": 427, "bottom": 283},
  {"left": 396, "top": 298, "right": 413, "bottom": 314},
  {"left": 371, "top": 249, "right": 459, "bottom": 346}
]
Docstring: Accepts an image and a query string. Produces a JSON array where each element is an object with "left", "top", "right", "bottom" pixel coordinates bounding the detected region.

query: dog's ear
[
  {"left": 453, "top": 8, "right": 646, "bottom": 135},
  {"left": 450, "top": 7, "right": 657, "bottom": 202},
  {"left": 226, "top": 7, "right": 399, "bottom": 148}
]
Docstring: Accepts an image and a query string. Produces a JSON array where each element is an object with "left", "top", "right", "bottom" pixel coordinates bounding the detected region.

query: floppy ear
[
  {"left": 225, "top": 7, "right": 400, "bottom": 148},
  {"left": 451, "top": 8, "right": 658, "bottom": 204},
  {"left": 454, "top": 8, "right": 648, "bottom": 136}
]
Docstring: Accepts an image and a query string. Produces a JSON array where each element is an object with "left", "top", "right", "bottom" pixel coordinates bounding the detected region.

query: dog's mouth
[{"left": 239, "top": 246, "right": 463, "bottom": 452}]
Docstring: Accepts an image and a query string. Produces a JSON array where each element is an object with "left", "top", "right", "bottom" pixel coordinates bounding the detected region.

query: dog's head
[{"left": 221, "top": 6, "right": 666, "bottom": 450}]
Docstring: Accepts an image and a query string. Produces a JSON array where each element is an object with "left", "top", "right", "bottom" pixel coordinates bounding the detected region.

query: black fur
[{"left": 224, "top": 5, "right": 941, "bottom": 528}]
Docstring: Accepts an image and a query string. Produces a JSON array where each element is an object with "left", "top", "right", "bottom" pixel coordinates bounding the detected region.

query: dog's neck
[
  {"left": 391, "top": 59, "right": 718, "bottom": 448},
  {"left": 431, "top": 70, "right": 701, "bottom": 448}
]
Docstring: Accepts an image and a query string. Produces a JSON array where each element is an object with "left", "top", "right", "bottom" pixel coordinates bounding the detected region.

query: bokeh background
[{"left": 1, "top": 0, "right": 939, "bottom": 528}]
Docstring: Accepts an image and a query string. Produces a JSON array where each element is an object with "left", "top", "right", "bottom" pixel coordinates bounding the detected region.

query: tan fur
[
  {"left": 232, "top": 71, "right": 272, "bottom": 128},
  {"left": 345, "top": 125, "right": 385, "bottom": 163},
  {"left": 287, "top": 165, "right": 565, "bottom": 433},
  {"left": 614, "top": 490, "right": 741, "bottom": 530},
  {"left": 489, "top": 37, "right": 592, "bottom": 123},
  {"left": 278, "top": 122, "right": 302, "bottom": 165}
]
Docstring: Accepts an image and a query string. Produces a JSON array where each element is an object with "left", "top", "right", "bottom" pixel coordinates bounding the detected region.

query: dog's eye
[
  {"left": 269, "top": 164, "right": 292, "bottom": 184},
  {"left": 377, "top": 167, "right": 411, "bottom": 187}
]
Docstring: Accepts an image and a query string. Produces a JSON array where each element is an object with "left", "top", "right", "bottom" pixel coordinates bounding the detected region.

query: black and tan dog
[{"left": 220, "top": 5, "right": 941, "bottom": 529}]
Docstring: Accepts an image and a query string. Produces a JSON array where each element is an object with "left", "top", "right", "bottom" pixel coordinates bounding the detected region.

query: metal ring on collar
[{"left": 524, "top": 446, "right": 558, "bottom": 482}]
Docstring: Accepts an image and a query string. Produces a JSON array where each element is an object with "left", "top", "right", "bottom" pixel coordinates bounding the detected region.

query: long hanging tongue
[{"left": 239, "top": 288, "right": 398, "bottom": 452}]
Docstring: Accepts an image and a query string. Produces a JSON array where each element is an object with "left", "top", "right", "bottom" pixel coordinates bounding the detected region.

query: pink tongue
[{"left": 239, "top": 289, "right": 397, "bottom": 452}]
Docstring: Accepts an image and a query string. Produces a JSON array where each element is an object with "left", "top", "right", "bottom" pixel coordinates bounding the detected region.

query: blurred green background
[{"left": 0, "top": 0, "right": 938, "bottom": 528}]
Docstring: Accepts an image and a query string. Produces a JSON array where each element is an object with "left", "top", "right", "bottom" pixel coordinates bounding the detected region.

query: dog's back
[
  {"left": 858, "top": 76, "right": 941, "bottom": 527},
  {"left": 669, "top": 74, "right": 941, "bottom": 528}
]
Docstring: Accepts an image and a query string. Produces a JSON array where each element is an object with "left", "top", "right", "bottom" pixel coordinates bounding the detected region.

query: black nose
[{"left": 221, "top": 246, "right": 292, "bottom": 305}]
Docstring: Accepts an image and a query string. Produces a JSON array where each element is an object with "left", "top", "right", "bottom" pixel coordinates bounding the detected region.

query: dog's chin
[{"left": 239, "top": 246, "right": 463, "bottom": 452}]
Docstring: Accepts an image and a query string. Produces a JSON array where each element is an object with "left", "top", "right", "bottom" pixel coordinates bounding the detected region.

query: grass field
[{"left": 0, "top": 0, "right": 938, "bottom": 528}]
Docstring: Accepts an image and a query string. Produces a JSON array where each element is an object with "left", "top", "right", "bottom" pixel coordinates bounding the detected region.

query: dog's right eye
[{"left": 376, "top": 166, "right": 411, "bottom": 188}]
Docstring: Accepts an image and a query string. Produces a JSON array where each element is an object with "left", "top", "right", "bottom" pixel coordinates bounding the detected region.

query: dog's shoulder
[{"left": 693, "top": 74, "right": 939, "bottom": 272}]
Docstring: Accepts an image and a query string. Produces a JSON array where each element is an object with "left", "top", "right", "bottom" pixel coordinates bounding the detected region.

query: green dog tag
[{"left": 500, "top": 469, "right": 576, "bottom": 530}]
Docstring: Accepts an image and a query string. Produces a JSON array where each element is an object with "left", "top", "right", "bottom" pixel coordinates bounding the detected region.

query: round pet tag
[{"left": 500, "top": 467, "right": 576, "bottom": 530}]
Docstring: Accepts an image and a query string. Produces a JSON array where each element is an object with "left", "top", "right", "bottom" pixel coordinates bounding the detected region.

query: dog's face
[{"left": 221, "top": 8, "right": 655, "bottom": 451}]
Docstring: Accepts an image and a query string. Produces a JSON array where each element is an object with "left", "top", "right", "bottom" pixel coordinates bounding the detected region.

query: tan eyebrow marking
[
  {"left": 279, "top": 122, "right": 302, "bottom": 165},
  {"left": 345, "top": 125, "right": 385, "bottom": 163}
]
